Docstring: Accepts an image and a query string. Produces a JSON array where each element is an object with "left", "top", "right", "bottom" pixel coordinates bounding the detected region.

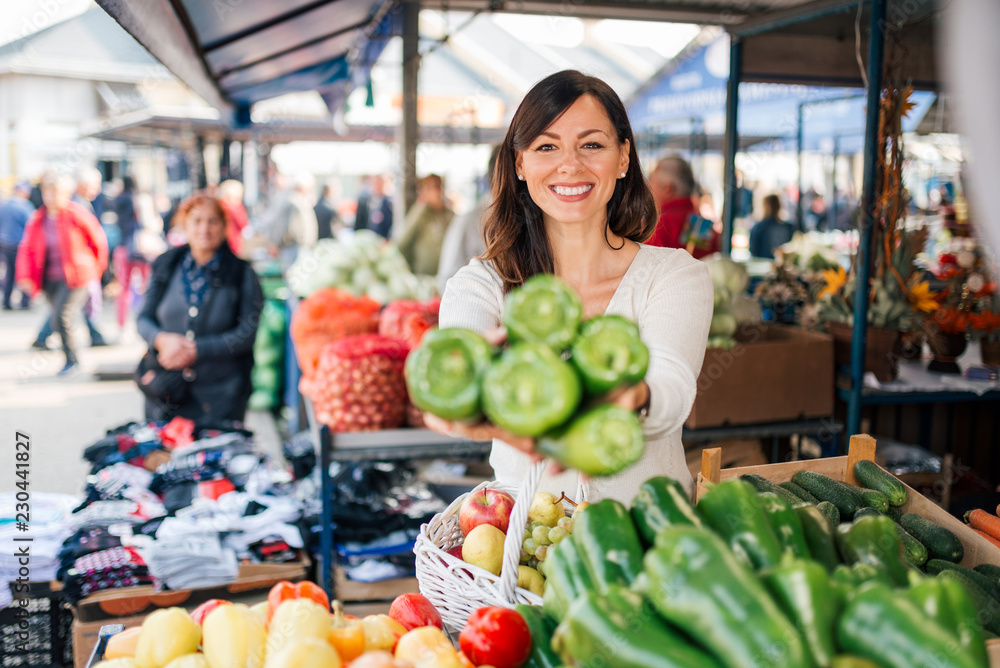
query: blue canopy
[{"left": 629, "top": 35, "right": 934, "bottom": 152}]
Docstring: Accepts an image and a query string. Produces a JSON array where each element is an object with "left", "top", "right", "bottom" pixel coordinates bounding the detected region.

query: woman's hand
[
  {"left": 422, "top": 413, "right": 537, "bottom": 456},
  {"left": 605, "top": 381, "right": 650, "bottom": 413},
  {"left": 155, "top": 333, "right": 197, "bottom": 370}
]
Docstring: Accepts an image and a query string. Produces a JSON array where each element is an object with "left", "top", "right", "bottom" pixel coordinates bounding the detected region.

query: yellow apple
[{"left": 462, "top": 524, "right": 506, "bottom": 575}]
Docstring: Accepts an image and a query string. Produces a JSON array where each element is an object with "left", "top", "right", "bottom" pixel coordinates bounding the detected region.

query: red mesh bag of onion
[{"left": 311, "top": 334, "right": 410, "bottom": 432}]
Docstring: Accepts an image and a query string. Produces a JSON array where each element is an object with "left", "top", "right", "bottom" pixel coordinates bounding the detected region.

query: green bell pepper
[
  {"left": 551, "top": 585, "right": 722, "bottom": 668},
  {"left": 630, "top": 476, "right": 703, "bottom": 546},
  {"left": 795, "top": 504, "right": 840, "bottom": 572},
  {"left": 514, "top": 605, "right": 561, "bottom": 668},
  {"left": 573, "top": 499, "right": 644, "bottom": 593},
  {"left": 696, "top": 479, "right": 784, "bottom": 570},
  {"left": 404, "top": 327, "right": 493, "bottom": 421},
  {"left": 535, "top": 404, "right": 644, "bottom": 477},
  {"left": 481, "top": 342, "right": 581, "bottom": 437},
  {"left": 542, "top": 534, "right": 593, "bottom": 622},
  {"left": 831, "top": 657, "right": 882, "bottom": 668},
  {"left": 639, "top": 527, "right": 810, "bottom": 668},
  {"left": 569, "top": 315, "right": 649, "bottom": 395},
  {"left": 836, "top": 515, "right": 910, "bottom": 587},
  {"left": 757, "top": 492, "right": 811, "bottom": 559},
  {"left": 908, "top": 577, "right": 989, "bottom": 667},
  {"left": 504, "top": 274, "right": 582, "bottom": 351},
  {"left": 837, "top": 582, "right": 983, "bottom": 668},
  {"left": 761, "top": 558, "right": 837, "bottom": 668}
]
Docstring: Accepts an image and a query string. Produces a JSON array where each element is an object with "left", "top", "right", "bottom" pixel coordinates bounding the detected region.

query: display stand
[
  {"left": 683, "top": 418, "right": 845, "bottom": 460},
  {"left": 310, "top": 409, "right": 491, "bottom": 601}
]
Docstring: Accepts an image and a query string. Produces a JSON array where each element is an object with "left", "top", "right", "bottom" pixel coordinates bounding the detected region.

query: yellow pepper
[
  {"left": 265, "top": 599, "right": 331, "bottom": 661},
  {"left": 202, "top": 602, "right": 266, "bottom": 668},
  {"left": 163, "top": 655, "right": 210, "bottom": 668},
  {"left": 105, "top": 627, "right": 142, "bottom": 659},
  {"left": 249, "top": 602, "right": 270, "bottom": 629},
  {"left": 94, "top": 660, "right": 139, "bottom": 668},
  {"left": 327, "top": 601, "right": 364, "bottom": 662},
  {"left": 394, "top": 627, "right": 465, "bottom": 668},
  {"left": 262, "top": 637, "right": 341, "bottom": 668},
  {"left": 135, "top": 608, "right": 201, "bottom": 668},
  {"left": 361, "top": 615, "right": 407, "bottom": 653}
]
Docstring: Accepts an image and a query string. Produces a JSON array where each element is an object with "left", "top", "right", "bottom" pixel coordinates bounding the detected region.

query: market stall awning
[
  {"left": 628, "top": 34, "right": 935, "bottom": 151},
  {"left": 95, "top": 0, "right": 400, "bottom": 117}
]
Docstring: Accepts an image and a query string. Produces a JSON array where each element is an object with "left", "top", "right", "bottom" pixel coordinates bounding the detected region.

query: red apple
[
  {"left": 446, "top": 544, "right": 464, "bottom": 559},
  {"left": 458, "top": 489, "right": 516, "bottom": 536}
]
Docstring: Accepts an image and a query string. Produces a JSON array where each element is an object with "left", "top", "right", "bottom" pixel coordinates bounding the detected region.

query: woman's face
[
  {"left": 184, "top": 203, "right": 226, "bottom": 257},
  {"left": 515, "top": 94, "right": 629, "bottom": 231}
]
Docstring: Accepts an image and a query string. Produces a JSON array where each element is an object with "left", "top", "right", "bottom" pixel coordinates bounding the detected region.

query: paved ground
[{"left": 0, "top": 298, "right": 281, "bottom": 496}]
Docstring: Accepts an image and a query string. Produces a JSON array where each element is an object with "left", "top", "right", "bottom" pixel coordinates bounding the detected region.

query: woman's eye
[
  {"left": 583, "top": 142, "right": 605, "bottom": 149},
  {"left": 534, "top": 144, "right": 556, "bottom": 152}
]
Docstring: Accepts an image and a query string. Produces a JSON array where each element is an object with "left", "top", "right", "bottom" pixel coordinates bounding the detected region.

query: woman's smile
[{"left": 550, "top": 183, "right": 595, "bottom": 199}]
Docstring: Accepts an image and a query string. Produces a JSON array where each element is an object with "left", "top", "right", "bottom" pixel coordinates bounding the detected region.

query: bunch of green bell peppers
[
  {"left": 530, "top": 475, "right": 989, "bottom": 668},
  {"left": 405, "top": 273, "right": 651, "bottom": 476}
]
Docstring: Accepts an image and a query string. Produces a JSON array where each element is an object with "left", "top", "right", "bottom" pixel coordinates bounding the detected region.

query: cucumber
[
  {"left": 817, "top": 501, "right": 841, "bottom": 529},
  {"left": 974, "top": 563, "right": 1000, "bottom": 584},
  {"left": 884, "top": 504, "right": 904, "bottom": 522},
  {"left": 897, "top": 526, "right": 929, "bottom": 567},
  {"left": 899, "top": 513, "right": 964, "bottom": 563},
  {"left": 937, "top": 569, "right": 1000, "bottom": 636},
  {"left": 780, "top": 481, "right": 819, "bottom": 504},
  {"left": 926, "top": 560, "right": 1000, "bottom": 601},
  {"left": 854, "top": 460, "right": 907, "bottom": 506},
  {"left": 739, "top": 474, "right": 803, "bottom": 506},
  {"left": 792, "top": 471, "right": 862, "bottom": 518},
  {"left": 856, "top": 488, "right": 889, "bottom": 514},
  {"left": 852, "top": 507, "right": 882, "bottom": 520},
  {"left": 832, "top": 657, "right": 881, "bottom": 668}
]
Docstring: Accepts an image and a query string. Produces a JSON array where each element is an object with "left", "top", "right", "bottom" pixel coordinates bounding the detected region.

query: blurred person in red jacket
[
  {"left": 647, "top": 155, "right": 719, "bottom": 259},
  {"left": 16, "top": 172, "right": 108, "bottom": 375},
  {"left": 218, "top": 179, "right": 248, "bottom": 255}
]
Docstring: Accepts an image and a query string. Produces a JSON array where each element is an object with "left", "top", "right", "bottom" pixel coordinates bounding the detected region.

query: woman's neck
[
  {"left": 190, "top": 247, "right": 216, "bottom": 266},
  {"left": 546, "top": 220, "right": 630, "bottom": 284}
]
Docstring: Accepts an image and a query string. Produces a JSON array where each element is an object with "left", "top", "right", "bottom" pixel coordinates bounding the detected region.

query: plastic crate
[{"left": 1, "top": 582, "right": 74, "bottom": 668}]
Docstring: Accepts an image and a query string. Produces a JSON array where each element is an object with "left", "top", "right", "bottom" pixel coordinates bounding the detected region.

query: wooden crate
[{"left": 698, "top": 433, "right": 1000, "bottom": 665}]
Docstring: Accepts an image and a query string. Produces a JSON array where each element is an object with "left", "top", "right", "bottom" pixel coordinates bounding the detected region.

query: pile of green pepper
[
  {"left": 405, "top": 274, "right": 650, "bottom": 477},
  {"left": 513, "top": 475, "right": 989, "bottom": 668}
]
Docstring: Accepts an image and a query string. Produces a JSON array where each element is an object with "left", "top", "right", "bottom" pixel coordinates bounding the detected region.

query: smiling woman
[{"left": 434, "top": 70, "right": 715, "bottom": 503}]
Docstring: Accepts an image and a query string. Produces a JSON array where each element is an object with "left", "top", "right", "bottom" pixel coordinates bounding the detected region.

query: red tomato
[
  {"left": 189, "top": 599, "right": 231, "bottom": 626},
  {"left": 459, "top": 607, "right": 531, "bottom": 668},
  {"left": 266, "top": 580, "right": 330, "bottom": 622},
  {"left": 388, "top": 593, "right": 443, "bottom": 631}
]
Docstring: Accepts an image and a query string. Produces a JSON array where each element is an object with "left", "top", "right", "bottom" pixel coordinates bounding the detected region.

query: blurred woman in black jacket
[{"left": 137, "top": 192, "right": 263, "bottom": 425}]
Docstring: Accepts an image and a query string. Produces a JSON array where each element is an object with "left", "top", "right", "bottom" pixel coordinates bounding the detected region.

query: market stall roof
[
  {"left": 628, "top": 33, "right": 935, "bottom": 151},
  {"left": 94, "top": 0, "right": 400, "bottom": 116}
]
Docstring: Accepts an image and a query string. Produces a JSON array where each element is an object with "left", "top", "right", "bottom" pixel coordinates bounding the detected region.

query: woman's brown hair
[
  {"left": 482, "top": 70, "right": 657, "bottom": 292},
  {"left": 175, "top": 192, "right": 229, "bottom": 231}
]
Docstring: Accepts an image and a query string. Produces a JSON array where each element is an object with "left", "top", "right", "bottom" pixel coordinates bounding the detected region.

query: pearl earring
[
  {"left": 517, "top": 174, "right": 524, "bottom": 181},
  {"left": 620, "top": 172, "right": 626, "bottom": 178}
]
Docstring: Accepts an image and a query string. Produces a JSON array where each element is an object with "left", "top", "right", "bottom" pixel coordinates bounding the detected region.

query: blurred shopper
[
  {"left": 354, "top": 174, "right": 393, "bottom": 239},
  {"left": 748, "top": 194, "right": 795, "bottom": 259},
  {"left": 647, "top": 155, "right": 718, "bottom": 259},
  {"left": 314, "top": 182, "right": 342, "bottom": 240},
  {"left": 218, "top": 179, "right": 248, "bottom": 255},
  {"left": 1, "top": 180, "right": 36, "bottom": 310},
  {"left": 399, "top": 174, "right": 454, "bottom": 276},
  {"left": 16, "top": 172, "right": 108, "bottom": 375},
  {"left": 35, "top": 168, "right": 109, "bottom": 347},
  {"left": 437, "top": 146, "right": 499, "bottom": 292},
  {"left": 268, "top": 173, "right": 318, "bottom": 271},
  {"left": 136, "top": 193, "right": 263, "bottom": 425}
]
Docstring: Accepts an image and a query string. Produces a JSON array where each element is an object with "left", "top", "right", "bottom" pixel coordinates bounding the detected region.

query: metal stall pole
[
  {"left": 721, "top": 38, "right": 742, "bottom": 256},
  {"left": 400, "top": 0, "right": 420, "bottom": 216},
  {"left": 831, "top": 136, "right": 839, "bottom": 231},
  {"left": 797, "top": 103, "right": 805, "bottom": 231},
  {"left": 847, "top": 0, "right": 887, "bottom": 443}
]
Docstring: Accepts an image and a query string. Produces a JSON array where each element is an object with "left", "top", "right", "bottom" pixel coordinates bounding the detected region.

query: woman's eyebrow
[{"left": 537, "top": 129, "right": 610, "bottom": 140}]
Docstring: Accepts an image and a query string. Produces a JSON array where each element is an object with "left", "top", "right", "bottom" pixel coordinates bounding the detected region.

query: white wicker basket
[{"left": 414, "top": 460, "right": 584, "bottom": 631}]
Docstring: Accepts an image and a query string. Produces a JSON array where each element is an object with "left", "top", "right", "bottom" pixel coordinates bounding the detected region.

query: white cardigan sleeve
[
  {"left": 438, "top": 258, "right": 504, "bottom": 334},
  {"left": 632, "top": 250, "right": 713, "bottom": 439}
]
